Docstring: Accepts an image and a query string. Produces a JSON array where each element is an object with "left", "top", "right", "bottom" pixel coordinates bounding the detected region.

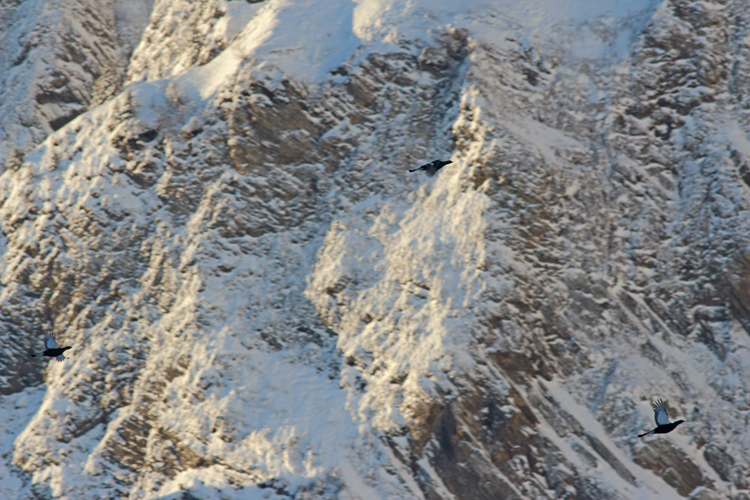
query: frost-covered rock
[
  {"left": 0, "top": 0, "right": 153, "bottom": 167},
  {"left": 2, "top": 0, "right": 750, "bottom": 499}
]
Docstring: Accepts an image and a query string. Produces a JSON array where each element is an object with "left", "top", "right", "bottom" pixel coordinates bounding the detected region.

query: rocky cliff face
[
  {"left": 0, "top": 0, "right": 154, "bottom": 167},
  {"left": 1, "top": 0, "right": 750, "bottom": 499}
]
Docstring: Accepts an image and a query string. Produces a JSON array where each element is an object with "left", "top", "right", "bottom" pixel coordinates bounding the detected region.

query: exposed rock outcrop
[{"left": 1, "top": 1, "right": 750, "bottom": 499}]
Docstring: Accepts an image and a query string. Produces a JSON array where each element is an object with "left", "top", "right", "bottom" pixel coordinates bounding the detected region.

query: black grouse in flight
[
  {"left": 638, "top": 399, "right": 684, "bottom": 437},
  {"left": 409, "top": 159, "right": 452, "bottom": 177},
  {"left": 30, "top": 335, "right": 71, "bottom": 362}
]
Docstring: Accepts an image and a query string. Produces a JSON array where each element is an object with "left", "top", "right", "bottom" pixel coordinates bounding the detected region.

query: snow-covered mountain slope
[
  {"left": 2, "top": 0, "right": 750, "bottom": 498},
  {"left": 0, "top": 0, "right": 154, "bottom": 167}
]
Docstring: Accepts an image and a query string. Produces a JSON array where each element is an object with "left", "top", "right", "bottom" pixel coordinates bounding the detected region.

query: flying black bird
[
  {"left": 409, "top": 159, "right": 453, "bottom": 177},
  {"left": 30, "top": 335, "right": 71, "bottom": 362},
  {"left": 638, "top": 399, "right": 684, "bottom": 437}
]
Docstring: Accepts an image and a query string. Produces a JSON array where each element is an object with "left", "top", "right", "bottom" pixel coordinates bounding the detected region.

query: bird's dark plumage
[
  {"left": 409, "top": 159, "right": 452, "bottom": 177},
  {"left": 30, "top": 335, "right": 71, "bottom": 362},
  {"left": 638, "top": 399, "right": 684, "bottom": 437}
]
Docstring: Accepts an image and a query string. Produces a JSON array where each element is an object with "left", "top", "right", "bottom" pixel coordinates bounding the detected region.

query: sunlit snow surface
[
  {"left": 174, "top": 0, "right": 659, "bottom": 95},
  {"left": 2, "top": 0, "right": 749, "bottom": 499},
  {"left": 0, "top": 387, "right": 45, "bottom": 499}
]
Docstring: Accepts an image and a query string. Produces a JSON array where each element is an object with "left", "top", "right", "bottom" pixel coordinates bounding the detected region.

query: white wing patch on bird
[
  {"left": 653, "top": 399, "right": 670, "bottom": 426},
  {"left": 44, "top": 336, "right": 59, "bottom": 350}
]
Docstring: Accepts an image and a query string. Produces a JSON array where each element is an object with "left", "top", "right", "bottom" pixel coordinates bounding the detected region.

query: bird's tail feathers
[
  {"left": 638, "top": 429, "right": 656, "bottom": 438},
  {"left": 409, "top": 168, "right": 419, "bottom": 173},
  {"left": 29, "top": 352, "right": 43, "bottom": 357}
]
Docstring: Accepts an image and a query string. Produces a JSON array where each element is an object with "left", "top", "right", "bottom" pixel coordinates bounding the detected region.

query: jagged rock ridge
[{"left": 1, "top": 1, "right": 750, "bottom": 499}]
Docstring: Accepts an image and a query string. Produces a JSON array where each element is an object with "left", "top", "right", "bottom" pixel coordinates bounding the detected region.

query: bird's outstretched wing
[
  {"left": 653, "top": 399, "right": 670, "bottom": 426},
  {"left": 410, "top": 160, "right": 451, "bottom": 177},
  {"left": 44, "top": 336, "right": 59, "bottom": 350}
]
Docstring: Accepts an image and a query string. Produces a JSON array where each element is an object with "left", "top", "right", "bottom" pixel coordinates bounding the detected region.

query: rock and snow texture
[
  {"left": 0, "top": 0, "right": 154, "bottom": 168},
  {"left": 2, "top": 0, "right": 750, "bottom": 498}
]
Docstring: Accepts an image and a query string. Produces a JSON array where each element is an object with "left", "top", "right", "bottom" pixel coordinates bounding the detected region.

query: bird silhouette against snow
[
  {"left": 30, "top": 335, "right": 71, "bottom": 362},
  {"left": 638, "top": 399, "right": 684, "bottom": 437},
  {"left": 409, "top": 159, "right": 452, "bottom": 177}
]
